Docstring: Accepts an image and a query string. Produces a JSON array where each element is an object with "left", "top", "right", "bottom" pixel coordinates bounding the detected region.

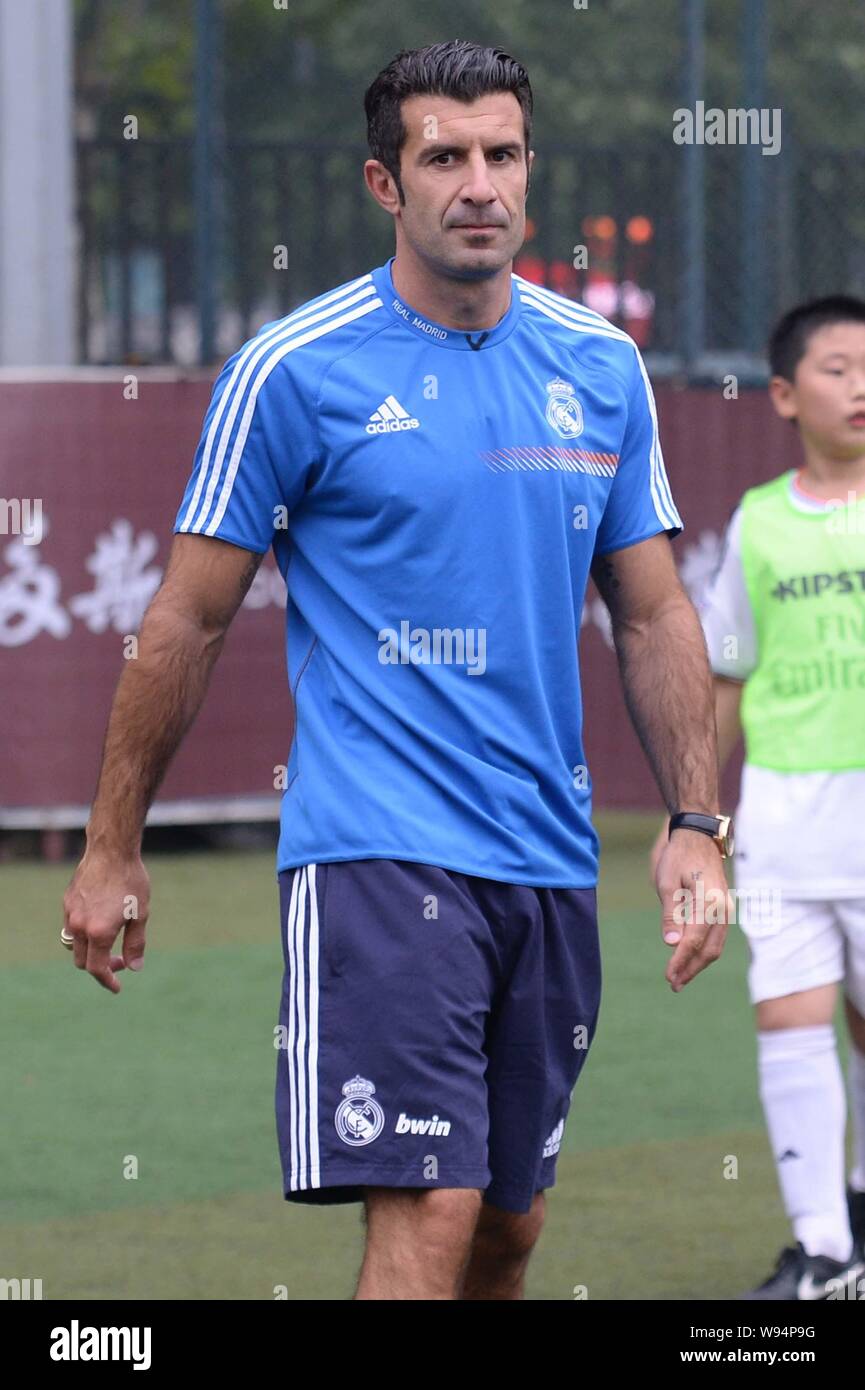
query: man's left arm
[{"left": 590, "top": 533, "right": 731, "bottom": 991}]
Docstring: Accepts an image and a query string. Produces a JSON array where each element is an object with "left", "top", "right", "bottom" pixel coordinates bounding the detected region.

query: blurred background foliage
[{"left": 74, "top": 0, "right": 865, "bottom": 148}]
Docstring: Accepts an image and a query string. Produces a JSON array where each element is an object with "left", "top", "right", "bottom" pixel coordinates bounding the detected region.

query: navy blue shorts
[{"left": 275, "top": 859, "right": 601, "bottom": 1214}]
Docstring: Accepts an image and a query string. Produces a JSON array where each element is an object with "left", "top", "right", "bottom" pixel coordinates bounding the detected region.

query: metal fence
[{"left": 76, "top": 135, "right": 865, "bottom": 377}]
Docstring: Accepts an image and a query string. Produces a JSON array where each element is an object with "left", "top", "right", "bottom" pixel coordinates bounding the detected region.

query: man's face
[
  {"left": 385, "top": 92, "right": 532, "bottom": 280},
  {"left": 771, "top": 322, "right": 865, "bottom": 459}
]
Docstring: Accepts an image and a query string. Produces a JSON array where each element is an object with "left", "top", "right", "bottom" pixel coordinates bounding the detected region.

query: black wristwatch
[{"left": 668, "top": 812, "right": 734, "bottom": 859}]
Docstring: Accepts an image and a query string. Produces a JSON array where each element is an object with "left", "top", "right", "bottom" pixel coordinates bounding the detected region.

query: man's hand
[
  {"left": 62, "top": 851, "right": 150, "bottom": 993},
  {"left": 653, "top": 828, "right": 731, "bottom": 992}
]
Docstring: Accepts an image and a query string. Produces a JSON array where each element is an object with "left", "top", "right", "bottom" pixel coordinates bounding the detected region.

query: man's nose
[{"left": 460, "top": 153, "right": 498, "bottom": 202}]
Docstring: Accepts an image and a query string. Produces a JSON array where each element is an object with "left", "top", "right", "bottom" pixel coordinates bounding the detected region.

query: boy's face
[{"left": 770, "top": 322, "right": 865, "bottom": 459}]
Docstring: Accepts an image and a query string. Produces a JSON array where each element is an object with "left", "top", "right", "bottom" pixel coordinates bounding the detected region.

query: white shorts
[{"left": 736, "top": 891, "right": 865, "bottom": 1010}]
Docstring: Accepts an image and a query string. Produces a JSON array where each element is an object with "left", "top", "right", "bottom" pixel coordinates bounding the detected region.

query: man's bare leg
[
  {"left": 460, "top": 1192, "right": 546, "bottom": 1300},
  {"left": 356, "top": 1187, "right": 483, "bottom": 1300}
]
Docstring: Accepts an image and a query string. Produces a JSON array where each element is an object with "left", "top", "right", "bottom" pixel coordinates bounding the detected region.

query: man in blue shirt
[{"left": 63, "top": 40, "right": 731, "bottom": 1299}]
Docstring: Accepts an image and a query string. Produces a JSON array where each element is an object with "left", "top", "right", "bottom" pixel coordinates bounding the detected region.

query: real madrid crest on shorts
[
  {"left": 545, "top": 377, "right": 584, "bottom": 439},
  {"left": 334, "top": 1075, "right": 385, "bottom": 1147}
]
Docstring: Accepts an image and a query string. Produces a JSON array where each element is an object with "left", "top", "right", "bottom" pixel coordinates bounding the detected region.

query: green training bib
[{"left": 739, "top": 469, "right": 865, "bottom": 771}]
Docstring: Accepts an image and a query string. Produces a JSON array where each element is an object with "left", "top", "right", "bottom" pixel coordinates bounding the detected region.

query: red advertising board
[{"left": 0, "top": 373, "right": 795, "bottom": 828}]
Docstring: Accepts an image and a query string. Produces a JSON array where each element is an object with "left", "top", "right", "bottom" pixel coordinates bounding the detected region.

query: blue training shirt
[{"left": 174, "top": 256, "right": 683, "bottom": 887}]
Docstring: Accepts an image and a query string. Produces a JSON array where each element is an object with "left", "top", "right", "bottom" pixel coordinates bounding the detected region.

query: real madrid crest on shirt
[
  {"left": 545, "top": 376, "right": 584, "bottom": 439},
  {"left": 334, "top": 1074, "right": 385, "bottom": 1147}
]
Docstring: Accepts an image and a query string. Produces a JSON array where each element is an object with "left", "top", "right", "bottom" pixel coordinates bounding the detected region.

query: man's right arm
[
  {"left": 647, "top": 503, "right": 752, "bottom": 879},
  {"left": 647, "top": 673, "right": 743, "bottom": 882},
  {"left": 63, "top": 534, "right": 265, "bottom": 992}
]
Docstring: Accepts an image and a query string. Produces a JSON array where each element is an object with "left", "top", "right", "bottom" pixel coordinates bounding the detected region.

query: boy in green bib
[{"left": 653, "top": 296, "right": 865, "bottom": 1300}]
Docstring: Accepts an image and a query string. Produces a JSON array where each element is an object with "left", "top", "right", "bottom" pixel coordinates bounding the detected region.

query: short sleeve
[
  {"left": 698, "top": 505, "right": 757, "bottom": 679},
  {"left": 174, "top": 327, "right": 319, "bottom": 553},
  {"left": 593, "top": 343, "right": 684, "bottom": 556}
]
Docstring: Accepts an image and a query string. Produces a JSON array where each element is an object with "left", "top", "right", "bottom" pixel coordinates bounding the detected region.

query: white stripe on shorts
[{"left": 286, "top": 864, "right": 320, "bottom": 1190}]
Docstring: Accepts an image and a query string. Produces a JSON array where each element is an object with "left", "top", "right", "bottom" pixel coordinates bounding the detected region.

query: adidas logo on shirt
[{"left": 366, "top": 395, "right": 420, "bottom": 435}]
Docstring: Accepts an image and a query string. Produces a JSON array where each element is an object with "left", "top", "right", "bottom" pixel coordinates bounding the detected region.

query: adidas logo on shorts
[{"left": 543, "top": 1118, "right": 565, "bottom": 1158}]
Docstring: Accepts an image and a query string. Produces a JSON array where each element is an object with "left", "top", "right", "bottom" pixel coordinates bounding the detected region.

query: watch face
[{"left": 719, "top": 817, "right": 734, "bottom": 857}]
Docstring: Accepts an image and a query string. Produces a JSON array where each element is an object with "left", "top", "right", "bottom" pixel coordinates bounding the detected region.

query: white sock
[
  {"left": 758, "top": 1025, "right": 853, "bottom": 1262},
  {"left": 848, "top": 1040, "right": 865, "bottom": 1194}
]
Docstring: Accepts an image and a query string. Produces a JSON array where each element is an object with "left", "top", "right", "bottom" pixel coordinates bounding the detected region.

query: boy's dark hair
[
  {"left": 768, "top": 295, "right": 865, "bottom": 381},
  {"left": 364, "top": 40, "right": 533, "bottom": 205}
]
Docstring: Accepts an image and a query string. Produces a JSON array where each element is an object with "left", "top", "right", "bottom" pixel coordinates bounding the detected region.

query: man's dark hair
[
  {"left": 364, "top": 40, "right": 533, "bottom": 204},
  {"left": 768, "top": 295, "right": 865, "bottom": 381}
]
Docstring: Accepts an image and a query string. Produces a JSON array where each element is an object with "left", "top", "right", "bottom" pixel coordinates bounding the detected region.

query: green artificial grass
[{"left": 0, "top": 817, "right": 854, "bottom": 1298}]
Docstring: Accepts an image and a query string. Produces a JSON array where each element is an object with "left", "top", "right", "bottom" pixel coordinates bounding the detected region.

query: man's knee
[
  {"left": 472, "top": 1192, "right": 546, "bottom": 1264},
  {"left": 357, "top": 1188, "right": 483, "bottom": 1299},
  {"left": 363, "top": 1186, "right": 483, "bottom": 1246}
]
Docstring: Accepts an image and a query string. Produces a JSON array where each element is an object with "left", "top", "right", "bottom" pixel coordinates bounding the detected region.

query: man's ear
[
  {"left": 525, "top": 148, "right": 535, "bottom": 200},
  {"left": 363, "top": 158, "right": 402, "bottom": 214}
]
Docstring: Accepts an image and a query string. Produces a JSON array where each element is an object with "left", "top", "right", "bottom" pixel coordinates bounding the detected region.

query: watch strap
[{"left": 668, "top": 812, "right": 722, "bottom": 839}]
